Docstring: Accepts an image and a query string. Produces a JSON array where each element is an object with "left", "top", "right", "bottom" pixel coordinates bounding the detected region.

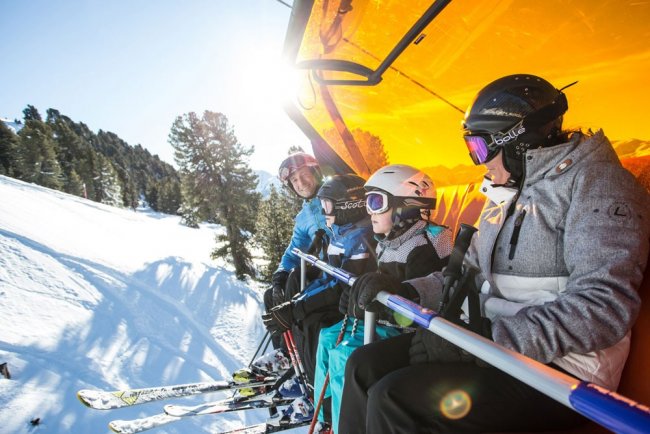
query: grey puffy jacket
[{"left": 409, "top": 130, "right": 650, "bottom": 389}]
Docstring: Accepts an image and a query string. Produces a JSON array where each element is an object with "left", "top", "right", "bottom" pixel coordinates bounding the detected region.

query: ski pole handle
[
  {"left": 374, "top": 291, "right": 650, "bottom": 434},
  {"left": 439, "top": 223, "right": 477, "bottom": 314}
]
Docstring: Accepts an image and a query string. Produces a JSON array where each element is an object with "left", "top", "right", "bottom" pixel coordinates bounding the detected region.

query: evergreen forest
[
  {"left": 1, "top": 106, "right": 300, "bottom": 281},
  {"left": 0, "top": 105, "right": 181, "bottom": 213}
]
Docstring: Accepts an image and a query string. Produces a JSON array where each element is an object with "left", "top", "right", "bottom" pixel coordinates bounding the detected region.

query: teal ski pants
[{"left": 314, "top": 319, "right": 401, "bottom": 432}]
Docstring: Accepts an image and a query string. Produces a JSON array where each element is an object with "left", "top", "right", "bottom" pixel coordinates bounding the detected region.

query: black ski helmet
[
  {"left": 278, "top": 152, "right": 322, "bottom": 198},
  {"left": 462, "top": 74, "right": 569, "bottom": 183},
  {"left": 317, "top": 174, "right": 367, "bottom": 226}
]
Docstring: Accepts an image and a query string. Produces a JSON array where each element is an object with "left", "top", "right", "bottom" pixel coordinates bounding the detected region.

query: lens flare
[
  {"left": 392, "top": 311, "right": 414, "bottom": 327},
  {"left": 439, "top": 389, "right": 472, "bottom": 420}
]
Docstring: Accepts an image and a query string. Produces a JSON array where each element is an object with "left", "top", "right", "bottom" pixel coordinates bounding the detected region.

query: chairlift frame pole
[{"left": 296, "top": 248, "right": 375, "bottom": 344}]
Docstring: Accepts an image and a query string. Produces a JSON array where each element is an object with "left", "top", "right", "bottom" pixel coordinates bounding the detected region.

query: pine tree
[
  {"left": 22, "top": 105, "right": 42, "bottom": 122},
  {"left": 0, "top": 121, "right": 20, "bottom": 176},
  {"left": 158, "top": 177, "right": 182, "bottom": 214},
  {"left": 46, "top": 109, "right": 87, "bottom": 196},
  {"left": 17, "top": 120, "right": 63, "bottom": 189},
  {"left": 93, "top": 154, "right": 122, "bottom": 207},
  {"left": 170, "top": 111, "right": 260, "bottom": 279},
  {"left": 64, "top": 168, "right": 85, "bottom": 197},
  {"left": 287, "top": 145, "right": 305, "bottom": 154},
  {"left": 322, "top": 127, "right": 389, "bottom": 174},
  {"left": 255, "top": 184, "right": 302, "bottom": 281},
  {"left": 350, "top": 128, "right": 389, "bottom": 173}
]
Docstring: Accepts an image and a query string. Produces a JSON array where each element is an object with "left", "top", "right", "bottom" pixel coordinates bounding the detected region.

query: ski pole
[
  {"left": 261, "top": 332, "right": 272, "bottom": 355},
  {"left": 247, "top": 331, "right": 270, "bottom": 368},
  {"left": 282, "top": 330, "right": 312, "bottom": 402},
  {"left": 292, "top": 248, "right": 377, "bottom": 344},
  {"left": 308, "top": 315, "right": 349, "bottom": 434},
  {"left": 438, "top": 223, "right": 477, "bottom": 315},
  {"left": 374, "top": 291, "right": 650, "bottom": 434}
]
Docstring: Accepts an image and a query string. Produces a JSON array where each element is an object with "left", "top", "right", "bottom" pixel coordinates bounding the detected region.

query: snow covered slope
[{"left": 0, "top": 175, "right": 277, "bottom": 433}]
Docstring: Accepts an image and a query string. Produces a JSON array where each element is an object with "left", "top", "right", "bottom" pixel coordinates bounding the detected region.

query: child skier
[
  {"left": 313, "top": 164, "right": 453, "bottom": 433},
  {"left": 262, "top": 173, "right": 377, "bottom": 426}
]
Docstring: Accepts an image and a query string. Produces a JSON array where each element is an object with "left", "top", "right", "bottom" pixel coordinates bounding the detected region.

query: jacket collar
[
  {"left": 523, "top": 129, "right": 613, "bottom": 184},
  {"left": 378, "top": 219, "right": 427, "bottom": 249},
  {"left": 331, "top": 217, "right": 372, "bottom": 237}
]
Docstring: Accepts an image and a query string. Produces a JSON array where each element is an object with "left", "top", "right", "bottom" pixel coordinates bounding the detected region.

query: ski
[
  {"left": 164, "top": 394, "right": 292, "bottom": 417},
  {"left": 108, "top": 413, "right": 180, "bottom": 434},
  {"left": 108, "top": 414, "right": 310, "bottom": 434},
  {"left": 79, "top": 376, "right": 280, "bottom": 410},
  {"left": 217, "top": 420, "right": 310, "bottom": 434},
  {"left": 108, "top": 390, "right": 295, "bottom": 433}
]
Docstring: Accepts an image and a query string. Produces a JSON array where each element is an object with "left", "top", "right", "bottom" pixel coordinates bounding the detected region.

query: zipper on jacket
[{"left": 508, "top": 209, "right": 527, "bottom": 260}]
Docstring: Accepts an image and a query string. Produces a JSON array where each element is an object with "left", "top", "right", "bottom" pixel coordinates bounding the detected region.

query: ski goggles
[
  {"left": 278, "top": 166, "right": 292, "bottom": 184},
  {"left": 463, "top": 134, "right": 499, "bottom": 165},
  {"left": 279, "top": 165, "right": 302, "bottom": 186},
  {"left": 365, "top": 191, "right": 391, "bottom": 214},
  {"left": 320, "top": 198, "right": 365, "bottom": 215}
]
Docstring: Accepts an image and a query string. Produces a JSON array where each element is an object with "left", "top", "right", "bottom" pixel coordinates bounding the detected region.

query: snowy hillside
[
  {"left": 1, "top": 117, "right": 24, "bottom": 134},
  {"left": 0, "top": 175, "right": 291, "bottom": 433}
]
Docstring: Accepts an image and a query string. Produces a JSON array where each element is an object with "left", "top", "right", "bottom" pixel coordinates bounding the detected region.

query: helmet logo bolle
[{"left": 493, "top": 123, "right": 526, "bottom": 146}]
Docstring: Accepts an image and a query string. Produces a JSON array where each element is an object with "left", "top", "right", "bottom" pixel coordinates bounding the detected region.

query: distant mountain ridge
[
  {"left": 612, "top": 138, "right": 650, "bottom": 158},
  {"left": 255, "top": 169, "right": 281, "bottom": 198}
]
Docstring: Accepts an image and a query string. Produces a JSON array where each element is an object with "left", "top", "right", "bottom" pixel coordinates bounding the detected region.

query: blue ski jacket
[
  {"left": 293, "top": 218, "right": 376, "bottom": 316},
  {"left": 275, "top": 197, "right": 328, "bottom": 274}
]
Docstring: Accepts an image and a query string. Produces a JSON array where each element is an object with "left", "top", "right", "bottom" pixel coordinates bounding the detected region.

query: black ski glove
[
  {"left": 305, "top": 264, "right": 322, "bottom": 281},
  {"left": 262, "top": 301, "right": 294, "bottom": 336},
  {"left": 409, "top": 318, "right": 493, "bottom": 365},
  {"left": 409, "top": 328, "right": 474, "bottom": 365},
  {"left": 271, "top": 271, "right": 289, "bottom": 307},
  {"left": 348, "top": 272, "right": 419, "bottom": 319}
]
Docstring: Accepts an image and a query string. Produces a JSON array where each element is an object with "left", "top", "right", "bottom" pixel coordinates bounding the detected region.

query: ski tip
[
  {"left": 108, "top": 421, "right": 124, "bottom": 433},
  {"left": 76, "top": 390, "right": 92, "bottom": 408}
]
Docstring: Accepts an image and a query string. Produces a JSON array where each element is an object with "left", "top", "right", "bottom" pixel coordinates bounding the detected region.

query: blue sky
[{"left": 0, "top": 0, "right": 309, "bottom": 173}]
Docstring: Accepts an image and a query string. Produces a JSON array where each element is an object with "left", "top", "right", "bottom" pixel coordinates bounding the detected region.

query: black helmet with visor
[
  {"left": 463, "top": 74, "right": 570, "bottom": 183},
  {"left": 317, "top": 174, "right": 367, "bottom": 226}
]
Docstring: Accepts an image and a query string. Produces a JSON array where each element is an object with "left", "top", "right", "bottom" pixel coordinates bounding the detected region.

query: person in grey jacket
[{"left": 338, "top": 74, "right": 650, "bottom": 433}]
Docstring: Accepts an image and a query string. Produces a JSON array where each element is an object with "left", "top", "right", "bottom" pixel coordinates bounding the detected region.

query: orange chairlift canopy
[{"left": 281, "top": 0, "right": 650, "bottom": 186}]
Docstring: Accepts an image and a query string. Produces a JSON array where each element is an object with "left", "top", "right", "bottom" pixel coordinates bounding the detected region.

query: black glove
[
  {"left": 271, "top": 271, "right": 289, "bottom": 307},
  {"left": 339, "top": 286, "right": 351, "bottom": 315},
  {"left": 409, "top": 328, "right": 474, "bottom": 365},
  {"left": 262, "top": 302, "right": 294, "bottom": 336},
  {"left": 347, "top": 272, "right": 419, "bottom": 319},
  {"left": 305, "top": 264, "right": 322, "bottom": 281},
  {"left": 409, "top": 317, "right": 493, "bottom": 366}
]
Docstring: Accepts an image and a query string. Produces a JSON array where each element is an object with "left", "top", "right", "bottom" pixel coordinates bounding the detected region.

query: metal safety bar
[
  {"left": 293, "top": 248, "right": 376, "bottom": 344},
  {"left": 375, "top": 291, "right": 650, "bottom": 434},
  {"left": 292, "top": 248, "right": 650, "bottom": 434}
]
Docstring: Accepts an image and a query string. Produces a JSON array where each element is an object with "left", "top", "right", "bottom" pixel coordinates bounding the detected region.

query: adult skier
[
  {"left": 338, "top": 74, "right": 650, "bottom": 433},
  {"left": 263, "top": 152, "right": 329, "bottom": 347}
]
